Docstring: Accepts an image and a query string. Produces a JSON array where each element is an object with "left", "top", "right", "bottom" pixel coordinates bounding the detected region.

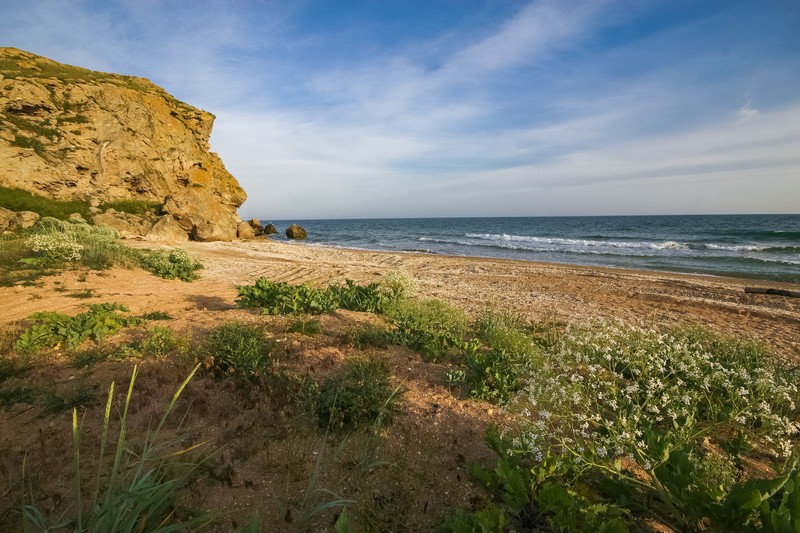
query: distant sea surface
[{"left": 265, "top": 215, "right": 800, "bottom": 283}]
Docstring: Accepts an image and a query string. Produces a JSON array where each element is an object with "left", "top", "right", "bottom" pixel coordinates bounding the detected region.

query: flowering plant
[{"left": 507, "top": 322, "right": 799, "bottom": 529}]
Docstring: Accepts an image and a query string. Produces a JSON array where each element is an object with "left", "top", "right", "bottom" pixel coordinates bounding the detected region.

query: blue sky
[{"left": 2, "top": 0, "right": 799, "bottom": 219}]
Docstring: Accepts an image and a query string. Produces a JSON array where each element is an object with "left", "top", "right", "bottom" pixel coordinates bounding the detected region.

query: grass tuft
[
  {"left": 23, "top": 365, "right": 211, "bottom": 530},
  {"left": 314, "top": 357, "right": 403, "bottom": 433}
]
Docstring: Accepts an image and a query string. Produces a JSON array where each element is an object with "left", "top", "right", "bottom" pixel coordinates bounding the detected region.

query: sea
[{"left": 265, "top": 215, "right": 800, "bottom": 284}]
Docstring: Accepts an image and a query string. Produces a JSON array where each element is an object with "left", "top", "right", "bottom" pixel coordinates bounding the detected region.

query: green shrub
[
  {"left": 139, "top": 310, "right": 173, "bottom": 321},
  {"left": 237, "top": 278, "right": 337, "bottom": 315},
  {"left": 448, "top": 312, "right": 543, "bottom": 404},
  {"left": 26, "top": 231, "right": 83, "bottom": 262},
  {"left": 71, "top": 347, "right": 114, "bottom": 368},
  {"left": 236, "top": 275, "right": 412, "bottom": 316},
  {"left": 40, "top": 381, "right": 98, "bottom": 415},
  {"left": 0, "top": 385, "right": 37, "bottom": 409},
  {"left": 0, "top": 357, "right": 28, "bottom": 384},
  {"left": 331, "top": 279, "right": 391, "bottom": 313},
  {"left": 379, "top": 269, "right": 417, "bottom": 300},
  {"left": 0, "top": 236, "right": 40, "bottom": 286},
  {"left": 386, "top": 299, "right": 467, "bottom": 361},
  {"left": 138, "top": 248, "right": 202, "bottom": 281},
  {"left": 442, "top": 429, "right": 629, "bottom": 532},
  {"left": 315, "top": 358, "right": 402, "bottom": 432},
  {"left": 200, "top": 322, "right": 279, "bottom": 381},
  {"left": 14, "top": 303, "right": 139, "bottom": 353}
]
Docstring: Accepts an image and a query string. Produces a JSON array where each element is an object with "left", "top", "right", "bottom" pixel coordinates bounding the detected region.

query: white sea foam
[{"left": 463, "top": 233, "right": 691, "bottom": 252}]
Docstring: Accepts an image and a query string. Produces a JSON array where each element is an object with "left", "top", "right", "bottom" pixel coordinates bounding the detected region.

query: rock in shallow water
[{"left": 285, "top": 224, "right": 307, "bottom": 239}]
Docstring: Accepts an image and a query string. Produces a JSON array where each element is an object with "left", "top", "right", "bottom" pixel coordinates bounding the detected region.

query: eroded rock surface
[{"left": 0, "top": 48, "right": 246, "bottom": 241}]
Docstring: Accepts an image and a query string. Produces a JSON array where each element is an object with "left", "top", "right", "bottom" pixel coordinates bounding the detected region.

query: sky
[{"left": 1, "top": 0, "right": 799, "bottom": 220}]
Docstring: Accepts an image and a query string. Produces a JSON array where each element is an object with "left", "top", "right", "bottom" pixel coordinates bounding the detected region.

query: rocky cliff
[{"left": 0, "top": 47, "right": 246, "bottom": 241}]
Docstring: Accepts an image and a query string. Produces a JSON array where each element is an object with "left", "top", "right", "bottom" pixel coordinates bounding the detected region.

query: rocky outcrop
[
  {"left": 248, "top": 218, "right": 264, "bottom": 237},
  {"left": 237, "top": 221, "right": 255, "bottom": 240},
  {"left": 0, "top": 48, "right": 246, "bottom": 241},
  {"left": 285, "top": 223, "right": 307, "bottom": 240},
  {"left": 91, "top": 210, "right": 155, "bottom": 237},
  {"left": 145, "top": 215, "right": 188, "bottom": 242},
  {"left": 0, "top": 206, "right": 39, "bottom": 232}
]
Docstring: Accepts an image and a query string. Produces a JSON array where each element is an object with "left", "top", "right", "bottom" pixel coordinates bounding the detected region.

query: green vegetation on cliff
[{"left": 0, "top": 186, "right": 92, "bottom": 220}]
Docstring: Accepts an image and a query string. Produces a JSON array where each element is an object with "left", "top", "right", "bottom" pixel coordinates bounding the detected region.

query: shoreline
[
  {"left": 286, "top": 239, "right": 800, "bottom": 288},
  {"left": 265, "top": 213, "right": 800, "bottom": 285},
  {"left": 186, "top": 239, "right": 800, "bottom": 360},
  {"left": 2, "top": 238, "right": 798, "bottom": 361}
]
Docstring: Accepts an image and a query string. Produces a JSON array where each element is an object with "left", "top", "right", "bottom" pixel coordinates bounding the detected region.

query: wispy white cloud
[
  {"left": 444, "top": 0, "right": 606, "bottom": 75},
  {"left": 2, "top": 0, "right": 798, "bottom": 218}
]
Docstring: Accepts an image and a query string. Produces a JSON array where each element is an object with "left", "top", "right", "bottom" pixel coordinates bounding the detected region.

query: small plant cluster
[
  {"left": 199, "top": 322, "right": 281, "bottom": 382},
  {"left": 448, "top": 312, "right": 544, "bottom": 403},
  {"left": 450, "top": 322, "right": 800, "bottom": 531},
  {"left": 343, "top": 322, "right": 392, "bottom": 350},
  {"left": 286, "top": 316, "right": 324, "bottom": 335},
  {"left": 26, "top": 231, "right": 83, "bottom": 262},
  {"left": 299, "top": 357, "right": 402, "bottom": 433},
  {"left": 236, "top": 273, "right": 412, "bottom": 315},
  {"left": 237, "top": 278, "right": 338, "bottom": 314},
  {"left": 137, "top": 248, "right": 203, "bottom": 281},
  {"left": 443, "top": 429, "right": 629, "bottom": 532},
  {"left": 0, "top": 380, "right": 97, "bottom": 415},
  {"left": 387, "top": 298, "right": 467, "bottom": 362},
  {"left": 70, "top": 322, "right": 182, "bottom": 369},
  {"left": 14, "top": 303, "right": 140, "bottom": 353}
]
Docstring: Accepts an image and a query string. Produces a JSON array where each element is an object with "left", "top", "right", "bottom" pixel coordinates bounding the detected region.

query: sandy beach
[{"left": 3, "top": 238, "right": 798, "bottom": 361}]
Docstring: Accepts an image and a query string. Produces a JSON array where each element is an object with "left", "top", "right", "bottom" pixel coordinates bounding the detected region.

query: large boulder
[
  {"left": 145, "top": 215, "right": 189, "bottom": 242},
  {"left": 285, "top": 223, "right": 307, "bottom": 240},
  {"left": 248, "top": 218, "right": 264, "bottom": 236},
  {"left": 0, "top": 47, "right": 247, "bottom": 241},
  {"left": 264, "top": 223, "right": 278, "bottom": 236},
  {"left": 92, "top": 211, "right": 154, "bottom": 237},
  {"left": 237, "top": 221, "right": 255, "bottom": 240},
  {"left": 0, "top": 206, "right": 39, "bottom": 232},
  {"left": 194, "top": 220, "right": 237, "bottom": 242},
  {"left": 0, "top": 206, "right": 16, "bottom": 232}
]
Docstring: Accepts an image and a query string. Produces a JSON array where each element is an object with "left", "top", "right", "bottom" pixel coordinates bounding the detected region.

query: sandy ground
[
  {"left": 2, "top": 238, "right": 799, "bottom": 361},
  {"left": 1, "top": 238, "right": 799, "bottom": 531}
]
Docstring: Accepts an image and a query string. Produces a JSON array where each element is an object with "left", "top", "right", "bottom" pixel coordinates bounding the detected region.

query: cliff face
[{"left": 0, "top": 47, "right": 246, "bottom": 241}]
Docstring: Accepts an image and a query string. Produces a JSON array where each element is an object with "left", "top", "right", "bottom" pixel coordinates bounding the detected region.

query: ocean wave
[
  {"left": 702, "top": 243, "right": 800, "bottom": 253},
  {"left": 463, "top": 233, "right": 690, "bottom": 251},
  {"left": 403, "top": 247, "right": 438, "bottom": 254}
]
